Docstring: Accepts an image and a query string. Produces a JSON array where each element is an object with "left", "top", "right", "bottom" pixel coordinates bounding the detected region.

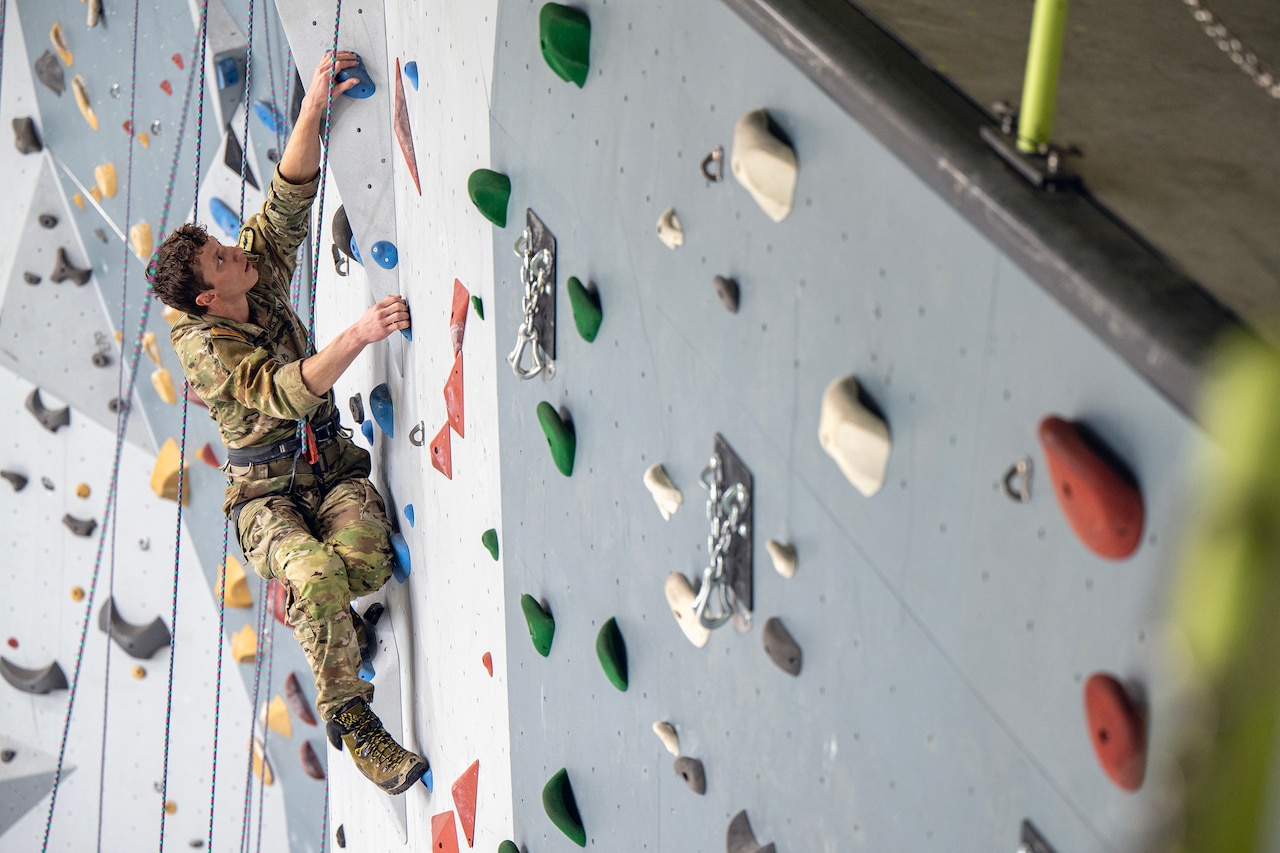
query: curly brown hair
[{"left": 149, "top": 223, "right": 211, "bottom": 316}]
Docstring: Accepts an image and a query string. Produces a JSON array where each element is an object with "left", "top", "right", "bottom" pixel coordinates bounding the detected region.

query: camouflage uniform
[{"left": 171, "top": 169, "right": 392, "bottom": 721}]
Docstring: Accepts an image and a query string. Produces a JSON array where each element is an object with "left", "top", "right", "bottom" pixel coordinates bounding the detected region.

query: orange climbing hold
[
  {"left": 198, "top": 442, "right": 220, "bottom": 468},
  {"left": 1084, "top": 673, "right": 1146, "bottom": 791},
  {"left": 392, "top": 58, "right": 421, "bottom": 195},
  {"left": 482, "top": 652, "right": 493, "bottom": 677},
  {"left": 172, "top": 53, "right": 184, "bottom": 69},
  {"left": 1038, "top": 416, "right": 1144, "bottom": 560},
  {"left": 160, "top": 80, "right": 172, "bottom": 96},
  {"left": 451, "top": 760, "right": 480, "bottom": 847},
  {"left": 150, "top": 437, "right": 190, "bottom": 505},
  {"left": 232, "top": 624, "right": 257, "bottom": 663},
  {"left": 430, "top": 811, "right": 460, "bottom": 853},
  {"left": 450, "top": 278, "right": 469, "bottom": 354},
  {"left": 430, "top": 422, "right": 453, "bottom": 480},
  {"left": 151, "top": 367, "right": 177, "bottom": 404},
  {"left": 444, "top": 352, "right": 465, "bottom": 438}
]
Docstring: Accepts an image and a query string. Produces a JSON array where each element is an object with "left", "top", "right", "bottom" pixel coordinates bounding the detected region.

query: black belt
[{"left": 224, "top": 414, "right": 342, "bottom": 466}]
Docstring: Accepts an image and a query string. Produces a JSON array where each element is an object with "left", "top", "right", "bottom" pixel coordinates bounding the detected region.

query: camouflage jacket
[{"left": 170, "top": 168, "right": 337, "bottom": 449}]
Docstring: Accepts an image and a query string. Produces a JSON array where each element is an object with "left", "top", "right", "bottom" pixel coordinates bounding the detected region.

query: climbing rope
[
  {"left": 238, "top": 0, "right": 255, "bottom": 222},
  {"left": 307, "top": 0, "right": 347, "bottom": 353},
  {"left": 205, "top": 522, "right": 230, "bottom": 852},
  {"left": 239, "top": 578, "right": 272, "bottom": 853},
  {"left": 0, "top": 0, "right": 7, "bottom": 106},
  {"left": 253, "top": 614, "right": 277, "bottom": 853}
]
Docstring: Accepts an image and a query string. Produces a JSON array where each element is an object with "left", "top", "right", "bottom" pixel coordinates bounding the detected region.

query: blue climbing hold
[
  {"left": 216, "top": 57, "right": 240, "bottom": 90},
  {"left": 338, "top": 55, "right": 376, "bottom": 99},
  {"left": 358, "top": 659, "right": 376, "bottom": 681},
  {"left": 349, "top": 236, "right": 363, "bottom": 266},
  {"left": 404, "top": 504, "right": 415, "bottom": 527},
  {"left": 369, "top": 384, "right": 394, "bottom": 438},
  {"left": 400, "top": 326, "right": 413, "bottom": 342},
  {"left": 390, "top": 532, "right": 411, "bottom": 582},
  {"left": 370, "top": 241, "right": 399, "bottom": 270},
  {"left": 422, "top": 767, "right": 433, "bottom": 792},
  {"left": 253, "top": 100, "right": 282, "bottom": 135},
  {"left": 209, "top": 197, "right": 242, "bottom": 239},
  {"left": 403, "top": 61, "right": 419, "bottom": 90},
  {"left": 361, "top": 420, "right": 375, "bottom": 446}
]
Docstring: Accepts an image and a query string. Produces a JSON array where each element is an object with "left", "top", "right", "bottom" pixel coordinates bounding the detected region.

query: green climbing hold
[
  {"left": 566, "top": 276, "right": 602, "bottom": 342},
  {"left": 595, "top": 617, "right": 628, "bottom": 691},
  {"left": 470, "top": 294, "right": 485, "bottom": 320},
  {"left": 542, "top": 768, "right": 587, "bottom": 847},
  {"left": 498, "top": 843, "right": 519, "bottom": 853},
  {"left": 482, "top": 528, "right": 499, "bottom": 561},
  {"left": 536, "top": 402, "right": 576, "bottom": 477},
  {"left": 468, "top": 169, "right": 511, "bottom": 228},
  {"left": 520, "top": 594, "right": 555, "bottom": 657},
  {"left": 539, "top": 4, "right": 591, "bottom": 88}
]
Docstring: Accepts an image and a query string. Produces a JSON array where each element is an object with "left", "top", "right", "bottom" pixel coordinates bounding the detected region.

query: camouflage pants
[{"left": 229, "top": 435, "right": 393, "bottom": 721}]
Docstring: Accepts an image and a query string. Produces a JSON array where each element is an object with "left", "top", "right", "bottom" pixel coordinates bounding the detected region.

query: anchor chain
[
  {"left": 692, "top": 453, "right": 750, "bottom": 629},
  {"left": 507, "top": 228, "right": 554, "bottom": 380}
]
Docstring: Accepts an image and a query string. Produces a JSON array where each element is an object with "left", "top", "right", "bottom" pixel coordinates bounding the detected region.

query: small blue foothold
[
  {"left": 338, "top": 56, "right": 376, "bottom": 99},
  {"left": 404, "top": 505, "right": 415, "bottom": 527},
  {"left": 216, "top": 57, "right": 240, "bottom": 90},
  {"left": 400, "top": 325, "right": 412, "bottom": 341},
  {"left": 349, "top": 236, "right": 363, "bottom": 266},
  {"left": 361, "top": 420, "right": 375, "bottom": 446},
  {"left": 209, "top": 197, "right": 242, "bottom": 239},
  {"left": 390, "top": 532, "right": 411, "bottom": 582},
  {"left": 370, "top": 241, "right": 399, "bottom": 270},
  {"left": 369, "top": 383, "right": 394, "bottom": 438},
  {"left": 252, "top": 99, "right": 282, "bottom": 134},
  {"left": 422, "top": 767, "right": 433, "bottom": 792},
  {"left": 358, "top": 660, "right": 375, "bottom": 681},
  {"left": 403, "top": 61, "right": 419, "bottom": 90}
]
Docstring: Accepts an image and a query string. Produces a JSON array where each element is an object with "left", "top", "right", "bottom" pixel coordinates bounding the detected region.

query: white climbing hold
[
  {"left": 652, "top": 721, "right": 680, "bottom": 757},
  {"left": 765, "top": 540, "right": 797, "bottom": 578},
  {"left": 664, "top": 573, "right": 710, "bottom": 648},
  {"left": 731, "top": 108, "right": 797, "bottom": 223},
  {"left": 656, "top": 208, "right": 684, "bottom": 249},
  {"left": 643, "top": 464, "right": 683, "bottom": 520},
  {"left": 818, "top": 375, "right": 890, "bottom": 497}
]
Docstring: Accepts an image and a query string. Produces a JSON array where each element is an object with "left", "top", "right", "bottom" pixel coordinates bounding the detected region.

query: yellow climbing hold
[
  {"left": 250, "top": 737, "right": 274, "bottom": 785},
  {"left": 161, "top": 304, "right": 182, "bottom": 324},
  {"left": 141, "top": 331, "right": 162, "bottom": 367},
  {"left": 94, "top": 163, "right": 117, "bottom": 199},
  {"left": 232, "top": 624, "right": 257, "bottom": 663},
  {"left": 138, "top": 132, "right": 150, "bottom": 148},
  {"left": 264, "top": 695, "right": 292, "bottom": 738},
  {"left": 72, "top": 193, "right": 85, "bottom": 209},
  {"left": 89, "top": 187, "right": 102, "bottom": 204},
  {"left": 72, "top": 75, "right": 97, "bottom": 131},
  {"left": 50, "top": 23, "right": 73, "bottom": 66},
  {"left": 74, "top": 482, "right": 90, "bottom": 499},
  {"left": 70, "top": 586, "right": 85, "bottom": 601},
  {"left": 164, "top": 801, "right": 177, "bottom": 815},
  {"left": 218, "top": 555, "right": 252, "bottom": 609},
  {"left": 132, "top": 665, "right": 146, "bottom": 679},
  {"left": 150, "top": 437, "right": 190, "bottom": 505},
  {"left": 151, "top": 367, "right": 176, "bottom": 404},
  {"left": 130, "top": 221, "right": 153, "bottom": 261}
]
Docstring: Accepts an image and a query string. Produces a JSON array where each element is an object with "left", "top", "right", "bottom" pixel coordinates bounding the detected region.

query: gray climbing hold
[
  {"left": 674, "top": 756, "right": 706, "bottom": 795},
  {"left": 348, "top": 393, "right": 364, "bottom": 425},
  {"left": 332, "top": 206, "right": 355, "bottom": 260},
  {"left": 26, "top": 389, "right": 71, "bottom": 433},
  {"left": 762, "top": 617, "right": 802, "bottom": 676},
  {"left": 23, "top": 273, "right": 41, "bottom": 285},
  {"left": 51, "top": 248, "right": 92, "bottom": 285},
  {"left": 1, "top": 471, "right": 28, "bottom": 491},
  {"left": 336, "top": 824, "right": 345, "bottom": 848},
  {"left": 38, "top": 214, "right": 58, "bottom": 229},
  {"left": 223, "top": 125, "right": 259, "bottom": 190},
  {"left": 35, "top": 51, "right": 65, "bottom": 96},
  {"left": 0, "top": 657, "right": 69, "bottom": 694},
  {"left": 62, "top": 514, "right": 97, "bottom": 538},
  {"left": 99, "top": 597, "right": 172, "bottom": 660},
  {"left": 93, "top": 228, "right": 108, "bottom": 244},
  {"left": 1, "top": 749, "right": 14, "bottom": 762},
  {"left": 713, "top": 275, "right": 740, "bottom": 313},
  {"left": 726, "top": 810, "right": 775, "bottom": 853},
  {"left": 13, "top": 118, "right": 43, "bottom": 155}
]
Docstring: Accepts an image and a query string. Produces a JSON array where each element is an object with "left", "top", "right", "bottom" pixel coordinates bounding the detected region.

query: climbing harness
[
  {"left": 507, "top": 228, "right": 554, "bottom": 379},
  {"left": 692, "top": 454, "right": 751, "bottom": 630}
]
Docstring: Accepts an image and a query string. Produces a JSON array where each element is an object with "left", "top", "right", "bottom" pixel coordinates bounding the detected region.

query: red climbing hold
[
  {"left": 6, "top": 638, "right": 17, "bottom": 649},
  {"left": 482, "top": 651, "right": 493, "bottom": 677},
  {"left": 444, "top": 352, "right": 465, "bottom": 438},
  {"left": 122, "top": 120, "right": 133, "bottom": 135},
  {"left": 185, "top": 385, "right": 208, "bottom": 409},
  {"left": 172, "top": 53, "right": 184, "bottom": 69},
  {"left": 285, "top": 671, "right": 318, "bottom": 726},
  {"left": 450, "top": 278, "right": 469, "bottom": 354},
  {"left": 392, "top": 58, "right": 422, "bottom": 195},
  {"left": 451, "top": 760, "right": 480, "bottom": 847},
  {"left": 160, "top": 80, "right": 172, "bottom": 96},
  {"left": 430, "top": 422, "right": 453, "bottom": 480},
  {"left": 1037, "top": 416, "right": 1144, "bottom": 560},
  {"left": 300, "top": 740, "right": 326, "bottom": 780},
  {"left": 198, "top": 442, "right": 220, "bottom": 467},
  {"left": 267, "top": 578, "right": 291, "bottom": 627},
  {"left": 1084, "top": 673, "right": 1146, "bottom": 791},
  {"left": 430, "top": 811, "right": 460, "bottom": 853}
]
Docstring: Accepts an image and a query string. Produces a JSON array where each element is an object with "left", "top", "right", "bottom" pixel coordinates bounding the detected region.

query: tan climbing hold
[
  {"left": 652, "top": 721, "right": 680, "bottom": 756},
  {"left": 664, "top": 572, "right": 710, "bottom": 648},
  {"left": 656, "top": 208, "right": 684, "bottom": 249},
  {"left": 731, "top": 109, "right": 797, "bottom": 223},
  {"left": 151, "top": 367, "right": 176, "bottom": 404},
  {"left": 132, "top": 665, "right": 146, "bottom": 679},
  {"left": 818, "top": 375, "right": 890, "bottom": 497},
  {"left": 138, "top": 132, "right": 150, "bottom": 148},
  {"left": 643, "top": 464, "right": 683, "bottom": 520},
  {"left": 765, "top": 540, "right": 797, "bottom": 579},
  {"left": 94, "top": 163, "right": 117, "bottom": 199},
  {"left": 232, "top": 624, "right": 257, "bottom": 663},
  {"left": 250, "top": 737, "right": 274, "bottom": 785},
  {"left": 71, "top": 586, "right": 85, "bottom": 601},
  {"left": 87, "top": 0, "right": 103, "bottom": 28},
  {"left": 72, "top": 193, "right": 85, "bottom": 209},
  {"left": 72, "top": 76, "right": 98, "bottom": 131},
  {"left": 164, "top": 801, "right": 177, "bottom": 815},
  {"left": 260, "top": 695, "right": 292, "bottom": 738},
  {"left": 90, "top": 187, "right": 102, "bottom": 203},
  {"left": 218, "top": 555, "right": 252, "bottom": 609},
  {"left": 150, "top": 437, "right": 190, "bottom": 505},
  {"left": 130, "top": 221, "right": 153, "bottom": 262},
  {"left": 141, "top": 331, "right": 162, "bottom": 366},
  {"left": 161, "top": 305, "right": 182, "bottom": 325},
  {"left": 75, "top": 482, "right": 91, "bottom": 499},
  {"left": 50, "top": 23, "right": 74, "bottom": 66}
]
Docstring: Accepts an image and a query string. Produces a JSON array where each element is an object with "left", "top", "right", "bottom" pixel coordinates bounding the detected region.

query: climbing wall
[{"left": 486, "top": 1, "right": 1207, "bottom": 851}]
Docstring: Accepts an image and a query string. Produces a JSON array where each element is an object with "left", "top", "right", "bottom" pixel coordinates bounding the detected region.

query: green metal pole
[{"left": 1017, "top": 0, "right": 1070, "bottom": 153}]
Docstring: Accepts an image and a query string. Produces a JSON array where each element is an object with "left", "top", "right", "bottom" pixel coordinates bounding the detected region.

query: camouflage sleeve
[
  {"left": 237, "top": 167, "right": 319, "bottom": 293},
  {"left": 175, "top": 326, "right": 326, "bottom": 422}
]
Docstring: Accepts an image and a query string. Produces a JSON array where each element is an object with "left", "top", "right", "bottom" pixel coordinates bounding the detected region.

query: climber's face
[{"left": 194, "top": 238, "right": 259, "bottom": 308}]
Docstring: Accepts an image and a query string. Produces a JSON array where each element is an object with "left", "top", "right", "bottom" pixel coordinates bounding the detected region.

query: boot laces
[{"left": 350, "top": 714, "right": 405, "bottom": 769}]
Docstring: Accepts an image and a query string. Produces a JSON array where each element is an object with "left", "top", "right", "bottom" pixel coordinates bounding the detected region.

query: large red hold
[
  {"left": 444, "top": 352, "right": 464, "bottom": 438},
  {"left": 430, "top": 422, "right": 453, "bottom": 480},
  {"left": 1084, "top": 673, "right": 1146, "bottom": 791},
  {"left": 430, "top": 811, "right": 460, "bottom": 853},
  {"left": 1037, "top": 416, "right": 1144, "bottom": 560},
  {"left": 451, "top": 759, "right": 479, "bottom": 847}
]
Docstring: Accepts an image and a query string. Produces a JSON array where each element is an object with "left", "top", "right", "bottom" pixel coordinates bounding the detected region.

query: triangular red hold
[
  {"left": 1084, "top": 673, "right": 1146, "bottom": 790},
  {"left": 430, "top": 422, "right": 453, "bottom": 480},
  {"left": 1037, "top": 416, "right": 1144, "bottom": 560},
  {"left": 450, "top": 278, "right": 470, "bottom": 354},
  {"left": 451, "top": 760, "right": 480, "bottom": 847},
  {"left": 444, "top": 352, "right": 464, "bottom": 438},
  {"left": 267, "top": 578, "right": 291, "bottom": 627},
  {"left": 393, "top": 59, "right": 422, "bottom": 195},
  {"left": 430, "top": 811, "right": 460, "bottom": 853},
  {"left": 198, "top": 442, "right": 220, "bottom": 467}
]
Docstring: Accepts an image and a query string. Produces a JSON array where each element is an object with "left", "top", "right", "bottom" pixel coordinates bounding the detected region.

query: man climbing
[{"left": 150, "top": 50, "right": 426, "bottom": 795}]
